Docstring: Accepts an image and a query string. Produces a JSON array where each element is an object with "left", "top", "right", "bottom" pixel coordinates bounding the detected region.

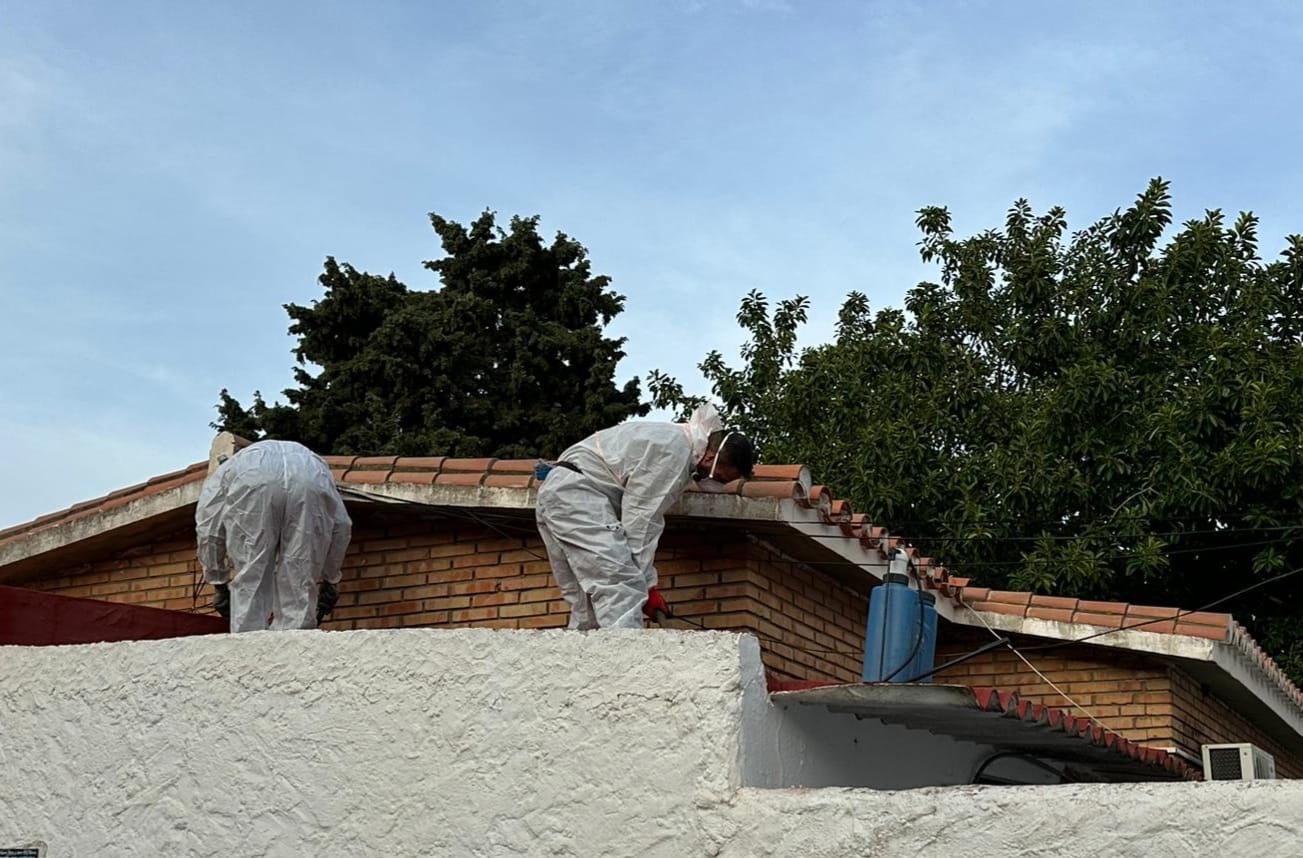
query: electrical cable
[
  {"left": 1018, "top": 564, "right": 1303, "bottom": 654},
  {"left": 961, "top": 599, "right": 1120, "bottom": 733},
  {"left": 338, "top": 487, "right": 1303, "bottom": 675},
  {"left": 971, "top": 751, "right": 1069, "bottom": 785}
]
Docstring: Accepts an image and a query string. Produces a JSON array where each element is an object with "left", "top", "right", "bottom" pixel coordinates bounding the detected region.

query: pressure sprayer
[{"left": 862, "top": 551, "right": 937, "bottom": 683}]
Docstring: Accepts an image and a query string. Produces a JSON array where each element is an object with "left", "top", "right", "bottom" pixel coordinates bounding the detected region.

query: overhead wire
[{"left": 339, "top": 487, "right": 1303, "bottom": 674}]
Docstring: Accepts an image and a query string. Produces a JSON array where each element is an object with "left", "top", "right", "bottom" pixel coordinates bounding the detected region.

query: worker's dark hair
[{"left": 711, "top": 430, "right": 756, "bottom": 479}]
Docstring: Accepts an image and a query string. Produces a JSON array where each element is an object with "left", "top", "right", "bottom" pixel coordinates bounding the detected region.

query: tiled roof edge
[{"left": 0, "top": 461, "right": 208, "bottom": 551}]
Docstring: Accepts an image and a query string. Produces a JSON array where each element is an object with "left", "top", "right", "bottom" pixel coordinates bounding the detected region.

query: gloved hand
[
  {"left": 643, "top": 586, "right": 670, "bottom": 620},
  {"left": 212, "top": 583, "right": 231, "bottom": 620},
  {"left": 316, "top": 581, "right": 340, "bottom": 626}
]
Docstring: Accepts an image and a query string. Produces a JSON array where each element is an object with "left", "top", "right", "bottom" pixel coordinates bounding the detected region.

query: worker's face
[{"left": 695, "top": 449, "right": 742, "bottom": 484}]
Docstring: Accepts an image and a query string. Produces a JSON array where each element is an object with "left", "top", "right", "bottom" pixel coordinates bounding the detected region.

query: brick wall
[
  {"left": 25, "top": 508, "right": 1302, "bottom": 777},
  {"left": 30, "top": 534, "right": 205, "bottom": 612},
  {"left": 30, "top": 513, "right": 870, "bottom": 685},
  {"left": 933, "top": 626, "right": 1303, "bottom": 777}
]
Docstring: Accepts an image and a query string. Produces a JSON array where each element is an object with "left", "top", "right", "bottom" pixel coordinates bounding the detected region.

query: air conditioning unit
[{"left": 1201, "top": 743, "right": 1276, "bottom": 781}]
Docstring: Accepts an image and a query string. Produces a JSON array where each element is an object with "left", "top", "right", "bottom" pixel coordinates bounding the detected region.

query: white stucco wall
[
  {"left": 0, "top": 629, "right": 753, "bottom": 856},
  {"left": 3, "top": 628, "right": 1302, "bottom": 857},
  {"left": 713, "top": 782, "right": 1303, "bottom": 857}
]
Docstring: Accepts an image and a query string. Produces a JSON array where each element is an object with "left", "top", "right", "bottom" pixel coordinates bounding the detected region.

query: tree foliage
[
  {"left": 216, "top": 211, "right": 647, "bottom": 457},
  {"left": 652, "top": 180, "right": 1303, "bottom": 682}
]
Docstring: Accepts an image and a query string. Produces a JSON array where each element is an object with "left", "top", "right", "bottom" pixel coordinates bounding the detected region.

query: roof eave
[{"left": 0, "top": 480, "right": 204, "bottom": 584}]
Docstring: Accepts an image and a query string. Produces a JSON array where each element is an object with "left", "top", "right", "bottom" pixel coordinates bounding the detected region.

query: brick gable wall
[{"left": 933, "top": 627, "right": 1303, "bottom": 777}]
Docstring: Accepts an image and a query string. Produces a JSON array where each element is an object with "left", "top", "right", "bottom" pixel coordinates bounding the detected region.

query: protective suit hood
[{"left": 685, "top": 403, "right": 722, "bottom": 463}]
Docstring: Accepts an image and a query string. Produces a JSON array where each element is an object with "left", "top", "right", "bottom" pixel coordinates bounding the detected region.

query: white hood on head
[{"left": 685, "top": 402, "right": 723, "bottom": 462}]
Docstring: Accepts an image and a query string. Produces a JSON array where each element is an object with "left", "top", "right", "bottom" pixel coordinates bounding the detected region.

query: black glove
[
  {"left": 212, "top": 583, "right": 231, "bottom": 620},
  {"left": 316, "top": 581, "right": 340, "bottom": 626}
]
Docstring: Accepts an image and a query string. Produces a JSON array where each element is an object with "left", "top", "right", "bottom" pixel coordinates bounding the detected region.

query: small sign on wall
[{"left": 0, "top": 844, "right": 46, "bottom": 858}]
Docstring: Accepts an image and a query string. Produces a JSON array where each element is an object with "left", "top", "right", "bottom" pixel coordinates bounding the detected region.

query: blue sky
[{"left": 2, "top": 0, "right": 1302, "bottom": 527}]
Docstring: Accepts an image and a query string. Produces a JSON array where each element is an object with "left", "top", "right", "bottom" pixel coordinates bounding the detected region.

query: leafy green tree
[
  {"left": 653, "top": 180, "right": 1303, "bottom": 682},
  {"left": 216, "top": 211, "right": 648, "bottom": 457}
]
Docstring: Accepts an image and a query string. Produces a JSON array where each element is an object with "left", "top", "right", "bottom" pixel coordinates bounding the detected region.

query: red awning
[{"left": 0, "top": 585, "right": 226, "bottom": 645}]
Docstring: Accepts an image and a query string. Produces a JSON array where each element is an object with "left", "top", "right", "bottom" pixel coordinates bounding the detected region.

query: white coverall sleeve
[
  {"left": 620, "top": 442, "right": 692, "bottom": 589},
  {"left": 321, "top": 495, "right": 352, "bottom": 585},
  {"left": 194, "top": 471, "right": 230, "bottom": 584}
]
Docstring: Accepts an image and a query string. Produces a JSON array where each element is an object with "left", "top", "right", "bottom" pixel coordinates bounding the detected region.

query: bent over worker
[
  {"left": 195, "top": 440, "right": 352, "bottom": 632},
  {"left": 535, "top": 405, "right": 756, "bottom": 629}
]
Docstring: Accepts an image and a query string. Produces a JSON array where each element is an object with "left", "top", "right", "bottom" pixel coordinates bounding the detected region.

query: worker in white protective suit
[
  {"left": 195, "top": 440, "right": 352, "bottom": 632},
  {"left": 535, "top": 405, "right": 756, "bottom": 629}
]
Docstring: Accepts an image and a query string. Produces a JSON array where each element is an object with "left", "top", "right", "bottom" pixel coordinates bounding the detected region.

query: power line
[{"left": 1017, "top": 564, "right": 1303, "bottom": 653}]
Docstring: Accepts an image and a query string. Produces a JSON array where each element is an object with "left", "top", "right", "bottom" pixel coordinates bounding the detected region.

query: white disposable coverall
[
  {"left": 195, "top": 440, "right": 352, "bottom": 632},
  {"left": 535, "top": 406, "right": 720, "bottom": 629}
]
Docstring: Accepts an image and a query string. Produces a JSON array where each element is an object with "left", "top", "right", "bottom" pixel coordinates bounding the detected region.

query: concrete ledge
[{"left": 0, "top": 480, "right": 203, "bottom": 583}]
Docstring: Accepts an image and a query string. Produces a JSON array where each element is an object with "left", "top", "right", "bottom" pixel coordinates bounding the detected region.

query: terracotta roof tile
[
  {"left": 490, "top": 459, "right": 537, "bottom": 474},
  {"left": 1030, "top": 595, "right": 1079, "bottom": 611},
  {"left": 0, "top": 461, "right": 207, "bottom": 548},
  {"left": 967, "top": 600, "right": 1028, "bottom": 618},
  {"left": 1174, "top": 621, "right": 1231, "bottom": 641},
  {"left": 441, "top": 457, "right": 497, "bottom": 473},
  {"left": 740, "top": 481, "right": 804, "bottom": 500},
  {"left": 393, "top": 456, "right": 446, "bottom": 471},
  {"left": 435, "top": 472, "right": 486, "bottom": 487},
  {"left": 1025, "top": 607, "right": 1076, "bottom": 624},
  {"left": 1124, "top": 604, "right": 1180, "bottom": 620},
  {"left": 387, "top": 471, "right": 437, "bottom": 486},
  {"left": 484, "top": 474, "right": 534, "bottom": 489},
  {"left": 1076, "top": 599, "right": 1127, "bottom": 615},
  {"left": 1072, "top": 611, "right": 1127, "bottom": 629},
  {"left": 342, "top": 470, "right": 391, "bottom": 485},
  {"left": 769, "top": 680, "right": 1199, "bottom": 780}
]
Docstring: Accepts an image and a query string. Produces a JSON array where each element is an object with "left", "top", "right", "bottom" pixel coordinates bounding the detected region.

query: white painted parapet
[{"left": 2, "top": 629, "right": 1301, "bottom": 857}]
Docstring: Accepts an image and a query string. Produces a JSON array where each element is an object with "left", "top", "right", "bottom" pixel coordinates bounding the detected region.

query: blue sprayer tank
[
  {"left": 861, "top": 572, "right": 921, "bottom": 682},
  {"left": 910, "top": 590, "right": 938, "bottom": 683}
]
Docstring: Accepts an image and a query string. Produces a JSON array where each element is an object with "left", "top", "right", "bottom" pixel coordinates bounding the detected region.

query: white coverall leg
[
  {"left": 536, "top": 513, "right": 598, "bottom": 631},
  {"left": 535, "top": 468, "right": 647, "bottom": 630},
  {"left": 223, "top": 475, "right": 287, "bottom": 632}
]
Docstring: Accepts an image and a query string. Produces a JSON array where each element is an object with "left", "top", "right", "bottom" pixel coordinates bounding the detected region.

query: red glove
[{"left": 643, "top": 586, "right": 670, "bottom": 619}]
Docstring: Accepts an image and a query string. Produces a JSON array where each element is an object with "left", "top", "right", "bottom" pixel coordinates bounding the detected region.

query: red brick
[
  {"left": 474, "top": 565, "right": 523, "bottom": 579},
  {"left": 451, "top": 607, "right": 498, "bottom": 623},
  {"left": 500, "top": 603, "right": 549, "bottom": 619},
  {"left": 428, "top": 543, "right": 476, "bottom": 559},
  {"left": 519, "top": 615, "right": 567, "bottom": 629},
  {"left": 506, "top": 585, "right": 556, "bottom": 603},
  {"left": 380, "top": 601, "right": 423, "bottom": 617},
  {"left": 406, "top": 559, "right": 454, "bottom": 574},
  {"left": 449, "top": 580, "right": 499, "bottom": 596},
  {"left": 499, "top": 573, "right": 553, "bottom": 592},
  {"left": 499, "top": 549, "right": 545, "bottom": 563},
  {"left": 424, "top": 596, "right": 472, "bottom": 611},
  {"left": 471, "top": 592, "right": 519, "bottom": 608},
  {"left": 429, "top": 568, "right": 475, "bottom": 584},
  {"left": 402, "top": 584, "right": 449, "bottom": 600}
]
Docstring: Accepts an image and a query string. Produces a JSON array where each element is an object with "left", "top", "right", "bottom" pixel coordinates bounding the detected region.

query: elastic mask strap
[{"left": 708, "top": 432, "right": 735, "bottom": 480}]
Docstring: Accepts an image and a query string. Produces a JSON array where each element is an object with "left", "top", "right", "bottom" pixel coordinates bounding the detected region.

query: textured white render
[
  {"left": 713, "top": 781, "right": 1303, "bottom": 857},
  {"left": 2, "top": 629, "right": 1302, "bottom": 858}
]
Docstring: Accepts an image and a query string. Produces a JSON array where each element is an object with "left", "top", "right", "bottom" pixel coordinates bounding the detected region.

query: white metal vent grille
[{"left": 1206, "top": 746, "right": 1245, "bottom": 780}]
